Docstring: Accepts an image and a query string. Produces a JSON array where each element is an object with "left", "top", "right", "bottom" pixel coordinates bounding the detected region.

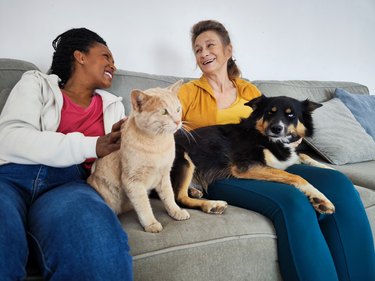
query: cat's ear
[
  {"left": 166, "top": 79, "right": 184, "bottom": 95},
  {"left": 131, "top": 90, "right": 152, "bottom": 112}
]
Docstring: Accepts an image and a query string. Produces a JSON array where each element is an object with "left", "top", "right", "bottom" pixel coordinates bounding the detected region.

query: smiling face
[
  {"left": 193, "top": 30, "right": 232, "bottom": 76},
  {"left": 75, "top": 42, "right": 116, "bottom": 89}
]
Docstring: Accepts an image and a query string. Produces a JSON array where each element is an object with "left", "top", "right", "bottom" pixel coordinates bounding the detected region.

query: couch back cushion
[
  {"left": 0, "top": 58, "right": 39, "bottom": 113},
  {"left": 252, "top": 80, "right": 369, "bottom": 103},
  {"left": 108, "top": 69, "right": 185, "bottom": 114}
]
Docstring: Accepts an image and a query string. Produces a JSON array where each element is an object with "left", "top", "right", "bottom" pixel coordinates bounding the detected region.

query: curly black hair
[{"left": 49, "top": 28, "right": 107, "bottom": 88}]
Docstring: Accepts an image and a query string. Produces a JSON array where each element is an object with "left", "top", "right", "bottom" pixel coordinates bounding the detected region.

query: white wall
[{"left": 1, "top": 0, "right": 374, "bottom": 94}]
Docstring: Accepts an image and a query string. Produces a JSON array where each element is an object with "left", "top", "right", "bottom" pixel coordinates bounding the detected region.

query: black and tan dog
[{"left": 171, "top": 95, "right": 335, "bottom": 215}]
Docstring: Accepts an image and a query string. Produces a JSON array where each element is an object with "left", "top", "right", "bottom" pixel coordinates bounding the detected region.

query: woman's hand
[{"left": 96, "top": 117, "right": 127, "bottom": 158}]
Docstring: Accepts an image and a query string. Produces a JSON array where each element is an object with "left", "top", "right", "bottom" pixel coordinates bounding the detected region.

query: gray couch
[{"left": 1, "top": 58, "right": 375, "bottom": 281}]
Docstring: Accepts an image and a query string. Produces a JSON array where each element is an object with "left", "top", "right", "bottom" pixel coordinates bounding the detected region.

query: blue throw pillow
[{"left": 335, "top": 88, "right": 375, "bottom": 141}]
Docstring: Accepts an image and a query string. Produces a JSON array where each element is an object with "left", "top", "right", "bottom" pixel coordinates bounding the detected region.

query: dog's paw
[
  {"left": 322, "top": 164, "right": 336, "bottom": 170},
  {"left": 188, "top": 186, "right": 204, "bottom": 198},
  {"left": 170, "top": 208, "right": 190, "bottom": 221},
  {"left": 202, "top": 200, "right": 228, "bottom": 215},
  {"left": 144, "top": 221, "right": 163, "bottom": 233},
  {"left": 310, "top": 197, "right": 335, "bottom": 214}
]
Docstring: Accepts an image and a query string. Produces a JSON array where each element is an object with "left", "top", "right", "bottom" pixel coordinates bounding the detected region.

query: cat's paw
[
  {"left": 170, "top": 208, "right": 190, "bottom": 221},
  {"left": 144, "top": 221, "right": 163, "bottom": 233}
]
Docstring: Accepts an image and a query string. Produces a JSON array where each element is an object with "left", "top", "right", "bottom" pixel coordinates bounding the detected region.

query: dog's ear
[
  {"left": 302, "top": 99, "right": 322, "bottom": 112},
  {"left": 244, "top": 95, "right": 267, "bottom": 110}
]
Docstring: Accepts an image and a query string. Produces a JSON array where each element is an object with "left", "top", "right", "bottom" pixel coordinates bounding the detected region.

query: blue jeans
[
  {"left": 0, "top": 164, "right": 133, "bottom": 281},
  {"left": 208, "top": 165, "right": 375, "bottom": 281}
]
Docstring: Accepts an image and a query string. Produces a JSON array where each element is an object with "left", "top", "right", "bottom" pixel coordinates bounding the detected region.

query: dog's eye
[
  {"left": 161, "top": 109, "right": 168, "bottom": 115},
  {"left": 268, "top": 107, "right": 277, "bottom": 115}
]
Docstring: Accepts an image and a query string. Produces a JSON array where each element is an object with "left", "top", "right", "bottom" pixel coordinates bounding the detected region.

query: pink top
[{"left": 57, "top": 91, "right": 104, "bottom": 171}]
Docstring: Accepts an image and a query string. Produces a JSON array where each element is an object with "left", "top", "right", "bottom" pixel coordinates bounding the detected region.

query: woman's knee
[
  {"left": 30, "top": 183, "right": 128, "bottom": 244},
  {"left": 29, "top": 184, "right": 133, "bottom": 280},
  {"left": 0, "top": 190, "right": 28, "bottom": 280},
  {"left": 288, "top": 165, "right": 357, "bottom": 198},
  {"left": 44, "top": 249, "right": 132, "bottom": 281},
  {"left": 211, "top": 178, "right": 318, "bottom": 222}
]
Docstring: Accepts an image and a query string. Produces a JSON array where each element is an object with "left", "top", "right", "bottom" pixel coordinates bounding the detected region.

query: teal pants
[{"left": 208, "top": 165, "right": 375, "bottom": 281}]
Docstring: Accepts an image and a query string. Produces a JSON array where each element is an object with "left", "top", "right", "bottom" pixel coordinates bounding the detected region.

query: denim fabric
[
  {"left": 208, "top": 164, "right": 375, "bottom": 281},
  {"left": 0, "top": 164, "right": 133, "bottom": 281}
]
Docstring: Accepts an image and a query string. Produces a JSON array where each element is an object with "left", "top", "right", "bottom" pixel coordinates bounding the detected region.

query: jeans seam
[
  {"left": 27, "top": 231, "right": 53, "bottom": 275},
  {"left": 30, "top": 166, "right": 43, "bottom": 204}
]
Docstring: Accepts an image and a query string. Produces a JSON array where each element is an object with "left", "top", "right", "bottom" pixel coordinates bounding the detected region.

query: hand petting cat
[{"left": 96, "top": 117, "right": 128, "bottom": 158}]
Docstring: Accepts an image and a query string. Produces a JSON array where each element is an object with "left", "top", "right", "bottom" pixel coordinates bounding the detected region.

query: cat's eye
[
  {"left": 177, "top": 106, "right": 181, "bottom": 113},
  {"left": 161, "top": 109, "right": 168, "bottom": 115}
]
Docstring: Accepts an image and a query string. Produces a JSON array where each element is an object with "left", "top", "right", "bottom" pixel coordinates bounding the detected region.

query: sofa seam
[
  {"left": 0, "top": 68, "right": 36, "bottom": 72},
  {"left": 252, "top": 82, "right": 368, "bottom": 91},
  {"left": 132, "top": 233, "right": 277, "bottom": 261},
  {"left": 365, "top": 204, "right": 375, "bottom": 210},
  {"left": 252, "top": 81, "right": 366, "bottom": 87},
  {"left": 114, "top": 73, "right": 179, "bottom": 84}
]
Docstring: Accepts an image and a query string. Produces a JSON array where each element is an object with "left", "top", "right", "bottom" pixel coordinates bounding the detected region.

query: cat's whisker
[
  {"left": 181, "top": 121, "right": 194, "bottom": 131},
  {"left": 179, "top": 125, "right": 197, "bottom": 144},
  {"left": 182, "top": 122, "right": 202, "bottom": 138}
]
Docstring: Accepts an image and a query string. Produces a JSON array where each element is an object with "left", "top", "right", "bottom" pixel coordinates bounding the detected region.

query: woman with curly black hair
[{"left": 0, "top": 28, "right": 133, "bottom": 280}]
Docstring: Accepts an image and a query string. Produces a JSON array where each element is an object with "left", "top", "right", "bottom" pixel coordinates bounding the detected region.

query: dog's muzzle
[
  {"left": 266, "top": 123, "right": 287, "bottom": 138},
  {"left": 266, "top": 123, "right": 299, "bottom": 144}
]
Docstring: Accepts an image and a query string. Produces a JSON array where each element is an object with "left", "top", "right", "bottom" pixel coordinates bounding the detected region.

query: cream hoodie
[{"left": 0, "top": 70, "right": 125, "bottom": 167}]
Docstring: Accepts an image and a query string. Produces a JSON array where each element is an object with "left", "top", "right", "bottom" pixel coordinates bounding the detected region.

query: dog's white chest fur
[{"left": 263, "top": 147, "right": 299, "bottom": 170}]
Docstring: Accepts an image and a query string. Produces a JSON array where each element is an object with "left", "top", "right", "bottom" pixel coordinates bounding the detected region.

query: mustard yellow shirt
[
  {"left": 178, "top": 75, "right": 261, "bottom": 130},
  {"left": 217, "top": 96, "right": 251, "bottom": 125}
]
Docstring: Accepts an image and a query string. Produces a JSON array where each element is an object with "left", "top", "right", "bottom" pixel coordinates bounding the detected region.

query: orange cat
[{"left": 88, "top": 80, "right": 190, "bottom": 233}]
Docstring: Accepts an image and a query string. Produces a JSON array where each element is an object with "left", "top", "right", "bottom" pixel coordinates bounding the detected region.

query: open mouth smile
[
  {"left": 202, "top": 58, "right": 215, "bottom": 65},
  {"left": 104, "top": 71, "right": 113, "bottom": 79}
]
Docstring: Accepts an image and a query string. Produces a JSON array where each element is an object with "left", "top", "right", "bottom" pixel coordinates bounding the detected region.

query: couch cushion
[
  {"left": 306, "top": 149, "right": 375, "bottom": 191},
  {"left": 304, "top": 98, "right": 375, "bottom": 165},
  {"left": 0, "top": 88, "right": 11, "bottom": 113},
  {"left": 335, "top": 88, "right": 375, "bottom": 141},
  {"left": 0, "top": 58, "right": 39, "bottom": 90},
  {"left": 335, "top": 162, "right": 375, "bottom": 192},
  {"left": 120, "top": 199, "right": 281, "bottom": 281},
  {"left": 108, "top": 70, "right": 184, "bottom": 114},
  {"left": 0, "top": 58, "right": 39, "bottom": 112},
  {"left": 252, "top": 80, "right": 369, "bottom": 103},
  {"left": 355, "top": 185, "right": 375, "bottom": 239}
]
